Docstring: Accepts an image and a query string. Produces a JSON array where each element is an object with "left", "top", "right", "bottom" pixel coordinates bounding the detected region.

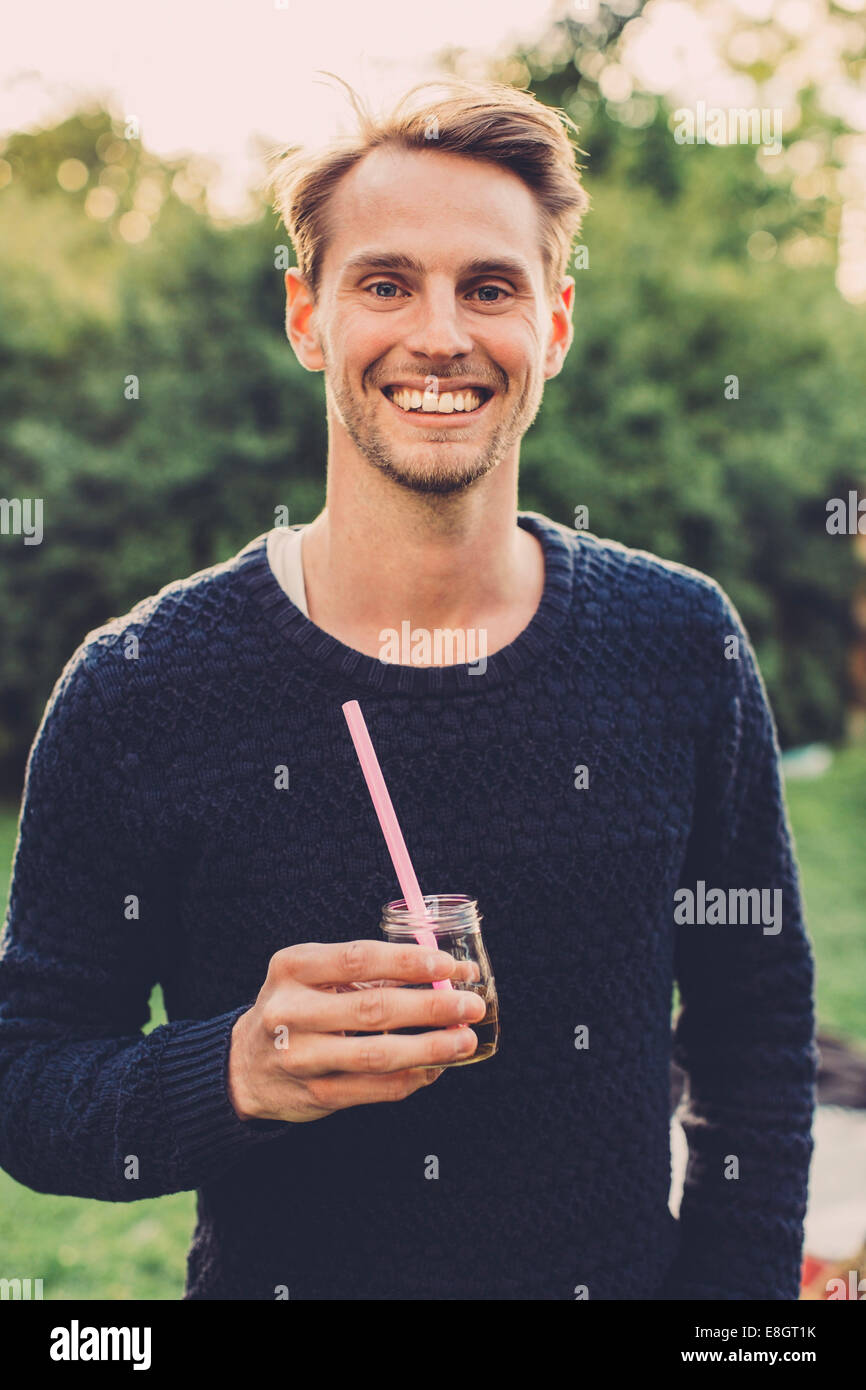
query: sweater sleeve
[
  {"left": 0, "top": 647, "right": 286, "bottom": 1202},
  {"left": 661, "top": 593, "right": 818, "bottom": 1300}
]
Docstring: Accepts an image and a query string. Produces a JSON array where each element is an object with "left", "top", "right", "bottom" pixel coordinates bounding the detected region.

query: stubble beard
[{"left": 326, "top": 365, "right": 545, "bottom": 497}]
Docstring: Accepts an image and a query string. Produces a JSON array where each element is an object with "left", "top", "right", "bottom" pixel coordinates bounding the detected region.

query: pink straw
[{"left": 342, "top": 699, "right": 452, "bottom": 991}]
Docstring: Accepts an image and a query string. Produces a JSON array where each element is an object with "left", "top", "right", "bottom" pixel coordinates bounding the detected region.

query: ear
[
  {"left": 284, "top": 268, "right": 325, "bottom": 372},
  {"left": 543, "top": 275, "right": 575, "bottom": 382}
]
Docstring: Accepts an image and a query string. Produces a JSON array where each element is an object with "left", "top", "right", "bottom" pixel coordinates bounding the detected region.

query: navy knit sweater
[{"left": 0, "top": 511, "right": 816, "bottom": 1300}]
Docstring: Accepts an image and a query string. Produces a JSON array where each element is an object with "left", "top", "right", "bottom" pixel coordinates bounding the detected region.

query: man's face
[{"left": 287, "top": 145, "right": 573, "bottom": 496}]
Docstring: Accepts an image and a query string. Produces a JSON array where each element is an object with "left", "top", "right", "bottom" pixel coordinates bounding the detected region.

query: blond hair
[{"left": 267, "top": 73, "right": 591, "bottom": 303}]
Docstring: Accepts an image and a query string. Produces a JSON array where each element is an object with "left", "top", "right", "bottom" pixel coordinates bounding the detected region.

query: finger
[
  {"left": 333, "top": 958, "right": 479, "bottom": 989},
  {"left": 272, "top": 940, "right": 464, "bottom": 987},
  {"left": 290, "top": 981, "right": 487, "bottom": 1035},
  {"left": 279, "top": 1023, "right": 479, "bottom": 1077}
]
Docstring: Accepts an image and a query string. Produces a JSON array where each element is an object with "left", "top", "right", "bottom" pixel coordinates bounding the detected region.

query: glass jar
[{"left": 378, "top": 894, "right": 499, "bottom": 1067}]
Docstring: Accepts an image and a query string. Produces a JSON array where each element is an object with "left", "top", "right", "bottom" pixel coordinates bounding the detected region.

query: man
[{"left": 0, "top": 77, "right": 815, "bottom": 1300}]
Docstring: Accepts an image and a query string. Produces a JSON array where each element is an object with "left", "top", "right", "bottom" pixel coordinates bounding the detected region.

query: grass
[
  {"left": 0, "top": 743, "right": 863, "bottom": 1297},
  {"left": 0, "top": 1178, "right": 193, "bottom": 1299},
  {"left": 782, "top": 740, "right": 866, "bottom": 1046}
]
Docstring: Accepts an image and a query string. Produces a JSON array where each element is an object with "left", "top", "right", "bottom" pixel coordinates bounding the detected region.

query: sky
[{"left": 0, "top": 0, "right": 565, "bottom": 215}]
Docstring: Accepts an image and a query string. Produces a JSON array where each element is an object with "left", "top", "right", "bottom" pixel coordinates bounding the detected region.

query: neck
[{"left": 302, "top": 447, "right": 541, "bottom": 635}]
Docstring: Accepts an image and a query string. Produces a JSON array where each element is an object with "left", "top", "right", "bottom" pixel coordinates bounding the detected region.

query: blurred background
[{"left": 0, "top": 0, "right": 864, "bottom": 1299}]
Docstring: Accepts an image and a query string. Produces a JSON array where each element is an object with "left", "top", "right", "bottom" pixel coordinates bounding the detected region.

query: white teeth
[{"left": 387, "top": 388, "right": 485, "bottom": 413}]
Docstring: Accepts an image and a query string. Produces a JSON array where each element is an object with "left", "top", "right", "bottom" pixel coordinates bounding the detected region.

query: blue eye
[{"left": 367, "top": 281, "right": 404, "bottom": 298}]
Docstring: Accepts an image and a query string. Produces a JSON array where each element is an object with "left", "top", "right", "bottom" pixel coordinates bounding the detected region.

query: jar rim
[{"left": 381, "top": 893, "right": 482, "bottom": 932}]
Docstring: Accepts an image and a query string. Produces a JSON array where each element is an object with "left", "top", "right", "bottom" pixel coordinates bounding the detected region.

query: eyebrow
[{"left": 340, "top": 251, "right": 533, "bottom": 283}]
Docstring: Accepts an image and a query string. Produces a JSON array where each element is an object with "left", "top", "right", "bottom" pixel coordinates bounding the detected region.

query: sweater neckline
[{"left": 236, "top": 510, "right": 576, "bottom": 694}]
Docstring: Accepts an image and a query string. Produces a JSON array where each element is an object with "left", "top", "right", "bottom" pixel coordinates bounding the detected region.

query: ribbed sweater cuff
[{"left": 159, "top": 1005, "right": 288, "bottom": 1179}]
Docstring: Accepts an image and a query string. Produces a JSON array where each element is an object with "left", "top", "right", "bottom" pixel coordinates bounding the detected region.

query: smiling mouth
[{"left": 381, "top": 385, "right": 493, "bottom": 415}]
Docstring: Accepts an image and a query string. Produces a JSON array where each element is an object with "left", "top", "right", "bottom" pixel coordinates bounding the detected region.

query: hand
[{"left": 227, "top": 940, "right": 485, "bottom": 1123}]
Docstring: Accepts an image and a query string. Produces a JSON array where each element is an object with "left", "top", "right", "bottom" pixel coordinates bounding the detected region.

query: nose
[{"left": 401, "top": 278, "right": 475, "bottom": 363}]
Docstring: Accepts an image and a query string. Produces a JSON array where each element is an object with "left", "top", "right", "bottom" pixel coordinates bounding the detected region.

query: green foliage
[
  {"left": 514, "top": 78, "right": 862, "bottom": 750},
  {"left": 519, "top": 148, "right": 861, "bottom": 745},
  {"left": 0, "top": 85, "right": 863, "bottom": 787},
  {"left": 0, "top": 116, "right": 326, "bottom": 788}
]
